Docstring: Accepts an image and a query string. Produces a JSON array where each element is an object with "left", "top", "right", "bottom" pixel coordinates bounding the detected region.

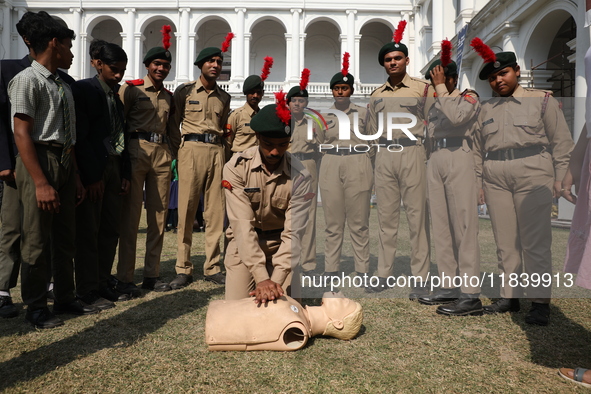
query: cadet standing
[
  {"left": 416, "top": 41, "right": 482, "bottom": 315},
  {"left": 471, "top": 39, "right": 574, "bottom": 325},
  {"left": 169, "top": 34, "right": 233, "bottom": 288},
  {"left": 116, "top": 26, "right": 181, "bottom": 295},
  {"left": 320, "top": 53, "right": 372, "bottom": 276},
  {"left": 223, "top": 100, "right": 313, "bottom": 302},
  {"left": 227, "top": 57, "right": 273, "bottom": 154},
  {"left": 365, "top": 20, "right": 433, "bottom": 297}
]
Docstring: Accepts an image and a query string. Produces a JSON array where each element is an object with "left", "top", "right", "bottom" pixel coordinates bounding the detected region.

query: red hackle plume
[
  {"left": 299, "top": 68, "right": 310, "bottom": 91},
  {"left": 275, "top": 91, "right": 291, "bottom": 125},
  {"left": 341, "top": 52, "right": 350, "bottom": 77},
  {"left": 440, "top": 39, "right": 452, "bottom": 67},
  {"left": 470, "top": 37, "right": 496, "bottom": 63},
  {"left": 261, "top": 56, "right": 274, "bottom": 81},
  {"left": 221, "top": 32, "right": 234, "bottom": 53},
  {"left": 392, "top": 20, "right": 407, "bottom": 43},
  {"left": 161, "top": 25, "right": 172, "bottom": 50}
]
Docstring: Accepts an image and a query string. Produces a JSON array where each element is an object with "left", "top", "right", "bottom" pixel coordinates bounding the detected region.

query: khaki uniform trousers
[
  {"left": 375, "top": 144, "right": 430, "bottom": 279},
  {"left": 224, "top": 230, "right": 293, "bottom": 300},
  {"left": 319, "top": 153, "right": 373, "bottom": 273},
  {"left": 117, "top": 139, "right": 172, "bottom": 283},
  {"left": 176, "top": 141, "right": 225, "bottom": 276},
  {"left": 427, "top": 142, "right": 480, "bottom": 294},
  {"left": 77, "top": 156, "right": 123, "bottom": 293},
  {"left": 0, "top": 181, "right": 21, "bottom": 290},
  {"left": 299, "top": 158, "right": 318, "bottom": 272},
  {"left": 16, "top": 145, "right": 76, "bottom": 309},
  {"left": 483, "top": 152, "right": 554, "bottom": 302}
]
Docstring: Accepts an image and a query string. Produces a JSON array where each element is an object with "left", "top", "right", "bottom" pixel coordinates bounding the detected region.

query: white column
[
  {"left": 346, "top": 10, "right": 356, "bottom": 57},
  {"left": 354, "top": 34, "right": 361, "bottom": 81},
  {"left": 233, "top": 8, "right": 246, "bottom": 82},
  {"left": 244, "top": 33, "right": 252, "bottom": 78},
  {"left": 69, "top": 8, "right": 83, "bottom": 80},
  {"left": 299, "top": 33, "right": 306, "bottom": 75},
  {"left": 431, "top": 0, "right": 443, "bottom": 53},
  {"left": 135, "top": 33, "right": 144, "bottom": 79},
  {"left": 178, "top": 8, "right": 191, "bottom": 82},
  {"left": 1, "top": 5, "right": 11, "bottom": 59},
  {"left": 16, "top": 7, "right": 27, "bottom": 57},
  {"left": 79, "top": 32, "right": 88, "bottom": 79},
  {"left": 284, "top": 32, "right": 292, "bottom": 86},
  {"left": 290, "top": 9, "right": 302, "bottom": 81},
  {"left": 123, "top": 8, "right": 136, "bottom": 80},
  {"left": 189, "top": 33, "right": 196, "bottom": 81}
]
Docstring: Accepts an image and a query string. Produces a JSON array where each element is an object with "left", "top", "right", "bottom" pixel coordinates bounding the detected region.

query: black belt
[
  {"left": 184, "top": 133, "right": 221, "bottom": 144},
  {"left": 379, "top": 137, "right": 420, "bottom": 147},
  {"left": 292, "top": 152, "right": 316, "bottom": 161},
  {"left": 255, "top": 228, "right": 284, "bottom": 236},
  {"left": 35, "top": 141, "right": 63, "bottom": 148},
  {"left": 433, "top": 137, "right": 465, "bottom": 150},
  {"left": 323, "top": 148, "right": 366, "bottom": 156},
  {"left": 130, "top": 132, "right": 167, "bottom": 144},
  {"left": 486, "top": 145, "right": 544, "bottom": 161}
]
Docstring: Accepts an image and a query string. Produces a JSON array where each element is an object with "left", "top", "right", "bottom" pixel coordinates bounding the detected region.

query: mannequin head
[{"left": 317, "top": 292, "right": 363, "bottom": 340}]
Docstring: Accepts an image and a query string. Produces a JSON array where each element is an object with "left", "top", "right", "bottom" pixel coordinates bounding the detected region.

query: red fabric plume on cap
[
  {"left": 221, "top": 32, "right": 234, "bottom": 53},
  {"left": 299, "top": 68, "right": 310, "bottom": 91},
  {"left": 341, "top": 52, "right": 350, "bottom": 77},
  {"left": 161, "top": 25, "right": 172, "bottom": 51},
  {"left": 393, "top": 20, "right": 407, "bottom": 44},
  {"left": 440, "top": 39, "right": 452, "bottom": 67},
  {"left": 275, "top": 91, "right": 291, "bottom": 125},
  {"left": 261, "top": 56, "right": 274, "bottom": 81},
  {"left": 470, "top": 37, "right": 496, "bottom": 63}
]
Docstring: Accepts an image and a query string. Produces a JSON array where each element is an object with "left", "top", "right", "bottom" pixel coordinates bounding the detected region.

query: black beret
[
  {"left": 286, "top": 86, "right": 308, "bottom": 102},
  {"left": 330, "top": 72, "right": 355, "bottom": 89},
  {"left": 250, "top": 104, "right": 291, "bottom": 138},
  {"left": 478, "top": 51, "right": 517, "bottom": 80},
  {"left": 378, "top": 42, "right": 408, "bottom": 65},
  {"left": 143, "top": 47, "right": 172, "bottom": 65},
  {"left": 195, "top": 47, "right": 222, "bottom": 66},
  {"left": 243, "top": 75, "right": 264, "bottom": 94},
  {"left": 424, "top": 59, "right": 458, "bottom": 80}
]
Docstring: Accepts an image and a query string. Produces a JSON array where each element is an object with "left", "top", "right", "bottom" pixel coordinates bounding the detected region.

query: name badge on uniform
[
  {"left": 138, "top": 97, "right": 150, "bottom": 101},
  {"left": 430, "top": 116, "right": 438, "bottom": 122},
  {"left": 189, "top": 100, "right": 200, "bottom": 104},
  {"left": 482, "top": 118, "right": 494, "bottom": 126},
  {"left": 244, "top": 187, "right": 261, "bottom": 193},
  {"left": 375, "top": 98, "right": 383, "bottom": 105},
  {"left": 327, "top": 120, "right": 334, "bottom": 125},
  {"left": 244, "top": 123, "right": 250, "bottom": 127}
]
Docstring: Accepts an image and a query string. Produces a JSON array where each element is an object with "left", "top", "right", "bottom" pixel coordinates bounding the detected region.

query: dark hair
[
  {"left": 96, "top": 42, "right": 127, "bottom": 64},
  {"left": 17, "top": 11, "right": 75, "bottom": 54},
  {"left": 89, "top": 39, "right": 108, "bottom": 60}
]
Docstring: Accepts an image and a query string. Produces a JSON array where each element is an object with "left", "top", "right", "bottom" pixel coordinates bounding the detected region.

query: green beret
[
  {"left": 330, "top": 73, "right": 355, "bottom": 89},
  {"left": 286, "top": 86, "right": 308, "bottom": 102},
  {"left": 195, "top": 47, "right": 222, "bottom": 66},
  {"left": 424, "top": 60, "right": 458, "bottom": 80},
  {"left": 143, "top": 47, "right": 172, "bottom": 65},
  {"left": 478, "top": 51, "right": 517, "bottom": 80},
  {"left": 378, "top": 42, "right": 408, "bottom": 65},
  {"left": 243, "top": 75, "right": 264, "bottom": 94},
  {"left": 250, "top": 104, "right": 291, "bottom": 138}
]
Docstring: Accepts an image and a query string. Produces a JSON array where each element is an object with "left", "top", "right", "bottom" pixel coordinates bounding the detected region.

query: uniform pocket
[
  {"left": 513, "top": 115, "right": 544, "bottom": 136},
  {"left": 271, "top": 195, "right": 289, "bottom": 210}
]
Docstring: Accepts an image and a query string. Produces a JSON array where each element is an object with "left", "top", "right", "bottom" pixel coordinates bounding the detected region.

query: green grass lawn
[{"left": 1, "top": 207, "right": 591, "bottom": 393}]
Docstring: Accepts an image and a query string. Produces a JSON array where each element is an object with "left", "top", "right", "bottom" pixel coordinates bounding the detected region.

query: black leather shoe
[
  {"left": 53, "top": 299, "right": 99, "bottom": 315},
  {"left": 141, "top": 277, "right": 172, "bottom": 292},
  {"left": 409, "top": 281, "right": 431, "bottom": 301},
  {"left": 0, "top": 295, "right": 18, "bottom": 318},
  {"left": 170, "top": 274, "right": 193, "bottom": 290},
  {"left": 25, "top": 307, "right": 64, "bottom": 329},
  {"left": 436, "top": 293, "right": 483, "bottom": 316},
  {"left": 483, "top": 298, "right": 520, "bottom": 314},
  {"left": 115, "top": 281, "right": 142, "bottom": 298},
  {"left": 418, "top": 288, "right": 460, "bottom": 305},
  {"left": 525, "top": 302, "right": 550, "bottom": 326},
  {"left": 364, "top": 277, "right": 388, "bottom": 293},
  {"left": 78, "top": 292, "right": 115, "bottom": 311},
  {"left": 98, "top": 286, "right": 131, "bottom": 302},
  {"left": 204, "top": 272, "right": 226, "bottom": 285}
]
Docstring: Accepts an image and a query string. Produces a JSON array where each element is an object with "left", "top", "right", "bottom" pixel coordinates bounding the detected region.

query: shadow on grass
[
  {"left": 0, "top": 287, "right": 223, "bottom": 391},
  {"left": 511, "top": 302, "right": 591, "bottom": 369}
]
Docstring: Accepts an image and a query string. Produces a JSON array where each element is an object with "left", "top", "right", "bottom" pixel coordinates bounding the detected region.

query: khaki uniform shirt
[
  {"left": 323, "top": 102, "right": 369, "bottom": 146},
  {"left": 289, "top": 116, "right": 324, "bottom": 155},
  {"left": 367, "top": 73, "right": 434, "bottom": 140},
  {"left": 474, "top": 85, "right": 574, "bottom": 182},
  {"left": 172, "top": 77, "right": 231, "bottom": 137},
  {"left": 119, "top": 75, "right": 180, "bottom": 155},
  {"left": 427, "top": 86, "right": 480, "bottom": 140},
  {"left": 227, "top": 102, "right": 258, "bottom": 153},
  {"left": 223, "top": 146, "right": 313, "bottom": 285}
]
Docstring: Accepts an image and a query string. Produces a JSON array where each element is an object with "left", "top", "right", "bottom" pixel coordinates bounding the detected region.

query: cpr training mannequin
[{"left": 205, "top": 292, "right": 363, "bottom": 351}]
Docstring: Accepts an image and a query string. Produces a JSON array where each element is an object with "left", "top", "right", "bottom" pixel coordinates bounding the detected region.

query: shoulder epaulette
[
  {"left": 164, "top": 88, "right": 173, "bottom": 95},
  {"left": 126, "top": 79, "right": 144, "bottom": 86},
  {"left": 461, "top": 88, "right": 479, "bottom": 97},
  {"left": 411, "top": 76, "right": 430, "bottom": 85}
]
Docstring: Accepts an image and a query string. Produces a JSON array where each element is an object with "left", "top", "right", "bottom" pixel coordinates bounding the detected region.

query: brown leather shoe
[{"left": 170, "top": 274, "right": 193, "bottom": 290}]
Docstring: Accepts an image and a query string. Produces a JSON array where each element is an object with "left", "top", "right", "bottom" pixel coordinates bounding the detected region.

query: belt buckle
[{"left": 508, "top": 149, "right": 515, "bottom": 160}]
